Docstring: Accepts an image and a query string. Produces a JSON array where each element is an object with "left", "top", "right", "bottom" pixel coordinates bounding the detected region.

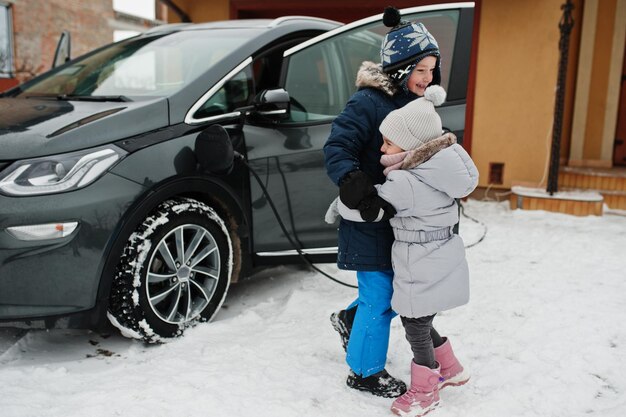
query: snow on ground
[{"left": 1, "top": 200, "right": 625, "bottom": 417}]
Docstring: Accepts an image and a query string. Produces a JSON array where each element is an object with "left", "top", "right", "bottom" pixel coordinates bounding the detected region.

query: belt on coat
[{"left": 393, "top": 227, "right": 452, "bottom": 243}]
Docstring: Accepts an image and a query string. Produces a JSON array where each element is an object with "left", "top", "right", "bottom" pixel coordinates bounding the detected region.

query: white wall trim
[
  {"left": 601, "top": 0, "right": 626, "bottom": 162},
  {"left": 570, "top": 0, "right": 598, "bottom": 161}
]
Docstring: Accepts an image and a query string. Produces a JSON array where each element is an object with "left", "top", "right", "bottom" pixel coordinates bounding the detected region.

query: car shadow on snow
[
  {"left": 213, "top": 264, "right": 310, "bottom": 321},
  {"left": 0, "top": 265, "right": 313, "bottom": 363}
]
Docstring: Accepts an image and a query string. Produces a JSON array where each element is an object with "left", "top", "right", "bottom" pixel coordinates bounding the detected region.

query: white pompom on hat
[
  {"left": 379, "top": 85, "right": 446, "bottom": 151},
  {"left": 423, "top": 85, "right": 446, "bottom": 106}
]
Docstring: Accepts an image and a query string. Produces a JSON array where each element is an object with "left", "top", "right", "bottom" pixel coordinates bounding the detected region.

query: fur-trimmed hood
[
  {"left": 355, "top": 61, "right": 397, "bottom": 97},
  {"left": 402, "top": 132, "right": 457, "bottom": 169},
  {"left": 380, "top": 132, "right": 456, "bottom": 175},
  {"left": 379, "top": 131, "right": 477, "bottom": 200}
]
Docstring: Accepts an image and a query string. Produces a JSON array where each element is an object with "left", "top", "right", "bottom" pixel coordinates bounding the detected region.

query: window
[
  {"left": 191, "top": 39, "right": 301, "bottom": 122},
  {"left": 283, "top": 9, "right": 460, "bottom": 124},
  {"left": 0, "top": 2, "right": 13, "bottom": 77},
  {"left": 193, "top": 65, "right": 254, "bottom": 120},
  {"left": 285, "top": 43, "right": 343, "bottom": 122},
  {"left": 18, "top": 29, "right": 259, "bottom": 98}
]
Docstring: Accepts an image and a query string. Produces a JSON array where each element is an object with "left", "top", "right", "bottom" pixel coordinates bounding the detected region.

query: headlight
[{"left": 0, "top": 145, "right": 127, "bottom": 196}]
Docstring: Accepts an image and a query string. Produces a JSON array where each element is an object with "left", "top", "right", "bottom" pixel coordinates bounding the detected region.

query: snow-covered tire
[{"left": 107, "top": 197, "right": 232, "bottom": 343}]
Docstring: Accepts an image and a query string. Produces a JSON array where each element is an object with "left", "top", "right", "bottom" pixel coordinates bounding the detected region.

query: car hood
[{"left": 0, "top": 97, "right": 169, "bottom": 160}]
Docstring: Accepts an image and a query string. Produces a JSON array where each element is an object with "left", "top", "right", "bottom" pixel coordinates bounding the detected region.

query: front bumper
[{"left": 0, "top": 173, "right": 145, "bottom": 321}]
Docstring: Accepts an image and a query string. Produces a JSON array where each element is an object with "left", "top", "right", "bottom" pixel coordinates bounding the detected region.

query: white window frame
[{"left": 0, "top": 1, "right": 14, "bottom": 78}]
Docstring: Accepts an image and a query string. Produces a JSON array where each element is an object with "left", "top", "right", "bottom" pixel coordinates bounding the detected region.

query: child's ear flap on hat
[{"left": 432, "top": 56, "right": 442, "bottom": 86}]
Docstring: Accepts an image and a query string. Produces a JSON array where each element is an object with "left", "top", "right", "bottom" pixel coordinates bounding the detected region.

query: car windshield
[{"left": 15, "top": 28, "right": 261, "bottom": 98}]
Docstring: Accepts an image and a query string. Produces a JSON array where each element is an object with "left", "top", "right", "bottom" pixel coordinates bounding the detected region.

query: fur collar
[
  {"left": 401, "top": 133, "right": 457, "bottom": 170},
  {"left": 355, "top": 61, "right": 397, "bottom": 96},
  {"left": 380, "top": 132, "right": 457, "bottom": 175}
]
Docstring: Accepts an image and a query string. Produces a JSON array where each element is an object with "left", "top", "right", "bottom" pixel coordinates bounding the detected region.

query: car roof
[{"left": 144, "top": 16, "right": 341, "bottom": 35}]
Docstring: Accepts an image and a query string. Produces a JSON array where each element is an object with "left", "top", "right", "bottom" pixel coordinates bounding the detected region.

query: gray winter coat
[{"left": 333, "top": 134, "right": 479, "bottom": 318}]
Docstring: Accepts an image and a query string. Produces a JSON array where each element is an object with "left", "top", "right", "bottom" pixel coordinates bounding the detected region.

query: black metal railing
[{"left": 547, "top": 0, "right": 575, "bottom": 195}]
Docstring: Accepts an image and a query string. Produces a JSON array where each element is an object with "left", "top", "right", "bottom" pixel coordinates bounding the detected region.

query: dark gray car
[{"left": 0, "top": 4, "right": 474, "bottom": 342}]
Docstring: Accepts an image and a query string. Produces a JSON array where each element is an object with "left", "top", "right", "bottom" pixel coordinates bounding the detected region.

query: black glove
[
  {"left": 339, "top": 171, "right": 376, "bottom": 209},
  {"left": 357, "top": 195, "right": 397, "bottom": 222}
]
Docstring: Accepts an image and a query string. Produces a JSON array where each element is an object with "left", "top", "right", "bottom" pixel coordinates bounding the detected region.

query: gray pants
[{"left": 400, "top": 315, "right": 442, "bottom": 369}]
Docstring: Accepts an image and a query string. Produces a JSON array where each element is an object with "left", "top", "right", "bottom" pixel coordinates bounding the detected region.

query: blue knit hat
[{"left": 380, "top": 7, "right": 441, "bottom": 88}]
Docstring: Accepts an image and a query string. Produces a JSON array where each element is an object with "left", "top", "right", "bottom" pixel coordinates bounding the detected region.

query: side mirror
[
  {"left": 252, "top": 88, "right": 290, "bottom": 119},
  {"left": 52, "top": 31, "right": 71, "bottom": 69}
]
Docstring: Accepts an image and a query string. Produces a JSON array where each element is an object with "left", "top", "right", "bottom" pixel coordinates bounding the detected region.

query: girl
[{"left": 329, "top": 85, "right": 478, "bottom": 416}]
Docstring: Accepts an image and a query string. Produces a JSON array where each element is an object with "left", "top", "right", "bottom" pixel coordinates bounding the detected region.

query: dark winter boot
[
  {"left": 346, "top": 369, "right": 407, "bottom": 398},
  {"left": 330, "top": 307, "right": 356, "bottom": 351}
]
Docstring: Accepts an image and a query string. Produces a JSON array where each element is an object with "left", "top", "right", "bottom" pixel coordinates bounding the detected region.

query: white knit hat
[{"left": 379, "top": 85, "right": 446, "bottom": 151}]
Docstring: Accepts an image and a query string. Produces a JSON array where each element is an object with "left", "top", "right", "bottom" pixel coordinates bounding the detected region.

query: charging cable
[
  {"left": 237, "top": 153, "right": 487, "bottom": 287},
  {"left": 459, "top": 200, "right": 487, "bottom": 248},
  {"left": 237, "top": 153, "right": 358, "bottom": 289}
]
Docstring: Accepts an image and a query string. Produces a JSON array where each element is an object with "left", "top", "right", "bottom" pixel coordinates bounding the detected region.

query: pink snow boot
[
  {"left": 434, "top": 337, "right": 470, "bottom": 389},
  {"left": 390, "top": 362, "right": 442, "bottom": 417}
]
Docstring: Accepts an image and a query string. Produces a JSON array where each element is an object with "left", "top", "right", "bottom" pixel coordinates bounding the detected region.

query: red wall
[
  {"left": 10, "top": 0, "right": 113, "bottom": 84},
  {"left": 230, "top": 0, "right": 459, "bottom": 22},
  {"left": 0, "top": 78, "right": 19, "bottom": 92}
]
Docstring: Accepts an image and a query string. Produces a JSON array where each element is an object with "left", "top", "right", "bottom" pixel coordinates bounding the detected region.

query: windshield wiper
[{"left": 57, "top": 94, "right": 131, "bottom": 102}]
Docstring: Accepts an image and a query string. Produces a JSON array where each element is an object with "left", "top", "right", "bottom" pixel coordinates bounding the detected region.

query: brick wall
[{"left": 10, "top": 0, "right": 114, "bottom": 82}]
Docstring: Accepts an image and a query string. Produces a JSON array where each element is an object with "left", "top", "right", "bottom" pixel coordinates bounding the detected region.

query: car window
[
  {"left": 282, "top": 9, "right": 459, "bottom": 124},
  {"left": 283, "top": 43, "right": 344, "bottom": 123},
  {"left": 16, "top": 29, "right": 261, "bottom": 98},
  {"left": 191, "top": 38, "right": 307, "bottom": 121},
  {"left": 193, "top": 65, "right": 253, "bottom": 119}
]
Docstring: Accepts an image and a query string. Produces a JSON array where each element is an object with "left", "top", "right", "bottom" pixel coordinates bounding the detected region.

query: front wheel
[{"left": 108, "top": 197, "right": 232, "bottom": 343}]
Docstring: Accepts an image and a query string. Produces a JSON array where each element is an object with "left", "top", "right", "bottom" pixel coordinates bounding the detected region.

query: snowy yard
[{"left": 1, "top": 200, "right": 625, "bottom": 417}]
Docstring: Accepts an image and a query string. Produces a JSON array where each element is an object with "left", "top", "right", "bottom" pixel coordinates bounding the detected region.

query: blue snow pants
[{"left": 346, "top": 269, "right": 396, "bottom": 377}]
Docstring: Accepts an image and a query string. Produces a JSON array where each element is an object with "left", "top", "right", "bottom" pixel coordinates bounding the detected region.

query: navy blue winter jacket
[{"left": 324, "top": 62, "right": 418, "bottom": 270}]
